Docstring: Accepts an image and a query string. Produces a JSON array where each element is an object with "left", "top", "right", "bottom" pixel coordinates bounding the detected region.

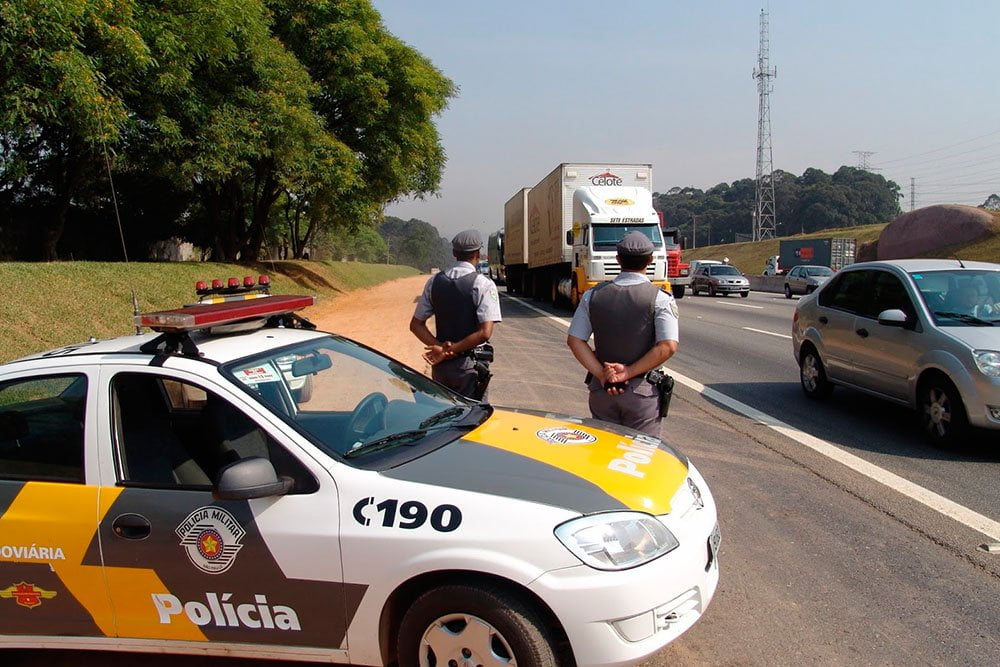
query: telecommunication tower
[{"left": 753, "top": 9, "right": 777, "bottom": 241}]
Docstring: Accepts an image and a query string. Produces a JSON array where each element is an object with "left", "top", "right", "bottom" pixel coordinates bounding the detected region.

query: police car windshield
[
  {"left": 592, "top": 224, "right": 662, "bottom": 250},
  {"left": 223, "top": 335, "right": 482, "bottom": 462}
]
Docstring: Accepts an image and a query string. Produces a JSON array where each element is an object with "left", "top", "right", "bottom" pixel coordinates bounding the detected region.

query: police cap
[
  {"left": 616, "top": 231, "right": 655, "bottom": 257},
  {"left": 452, "top": 229, "right": 483, "bottom": 253}
]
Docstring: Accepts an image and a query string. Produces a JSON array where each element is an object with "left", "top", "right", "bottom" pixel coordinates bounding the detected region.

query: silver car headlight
[
  {"left": 973, "top": 350, "right": 1000, "bottom": 377},
  {"left": 554, "top": 511, "right": 679, "bottom": 570}
]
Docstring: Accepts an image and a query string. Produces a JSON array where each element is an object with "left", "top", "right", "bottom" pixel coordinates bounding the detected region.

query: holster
[
  {"left": 646, "top": 369, "right": 675, "bottom": 418},
  {"left": 472, "top": 361, "right": 492, "bottom": 401}
]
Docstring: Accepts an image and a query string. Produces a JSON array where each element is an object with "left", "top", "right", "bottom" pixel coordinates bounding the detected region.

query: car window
[
  {"left": 790, "top": 268, "right": 801, "bottom": 278},
  {"left": 912, "top": 269, "right": 1000, "bottom": 325},
  {"left": 807, "top": 267, "right": 833, "bottom": 277},
  {"left": 861, "top": 270, "right": 915, "bottom": 320},
  {"left": 818, "top": 269, "right": 871, "bottom": 313},
  {"left": 710, "top": 266, "right": 740, "bottom": 276},
  {"left": 111, "top": 373, "right": 317, "bottom": 493},
  {"left": 0, "top": 374, "right": 86, "bottom": 483}
]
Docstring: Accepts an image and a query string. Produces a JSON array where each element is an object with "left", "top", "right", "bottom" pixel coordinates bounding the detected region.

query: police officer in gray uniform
[
  {"left": 410, "top": 229, "right": 502, "bottom": 400},
  {"left": 567, "top": 231, "right": 679, "bottom": 436}
]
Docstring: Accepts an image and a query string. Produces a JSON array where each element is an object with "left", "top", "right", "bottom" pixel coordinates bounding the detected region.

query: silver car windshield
[
  {"left": 223, "top": 336, "right": 482, "bottom": 461},
  {"left": 911, "top": 269, "right": 1000, "bottom": 326}
]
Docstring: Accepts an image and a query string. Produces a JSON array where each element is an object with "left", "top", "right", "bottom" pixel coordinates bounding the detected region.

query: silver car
[
  {"left": 784, "top": 265, "right": 833, "bottom": 298},
  {"left": 792, "top": 259, "right": 1000, "bottom": 445},
  {"left": 691, "top": 264, "right": 750, "bottom": 298}
]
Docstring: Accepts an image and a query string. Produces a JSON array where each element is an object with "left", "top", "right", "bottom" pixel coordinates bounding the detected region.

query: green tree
[{"left": 0, "top": 0, "right": 151, "bottom": 259}]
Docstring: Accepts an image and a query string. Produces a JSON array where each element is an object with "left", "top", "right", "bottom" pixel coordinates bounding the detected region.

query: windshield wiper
[
  {"left": 933, "top": 311, "right": 995, "bottom": 326},
  {"left": 344, "top": 430, "right": 428, "bottom": 459},
  {"left": 419, "top": 406, "right": 469, "bottom": 429}
]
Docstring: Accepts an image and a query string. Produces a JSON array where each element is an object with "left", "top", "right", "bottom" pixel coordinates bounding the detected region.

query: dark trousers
[
  {"left": 588, "top": 376, "right": 661, "bottom": 437},
  {"left": 432, "top": 356, "right": 481, "bottom": 400}
]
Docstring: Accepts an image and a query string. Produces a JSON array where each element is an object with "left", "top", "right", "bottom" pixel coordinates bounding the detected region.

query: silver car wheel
[
  {"left": 799, "top": 348, "right": 832, "bottom": 398},
  {"left": 420, "top": 613, "right": 517, "bottom": 667},
  {"left": 919, "top": 379, "right": 968, "bottom": 446}
]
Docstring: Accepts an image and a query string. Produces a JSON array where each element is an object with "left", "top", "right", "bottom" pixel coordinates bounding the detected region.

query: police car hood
[{"left": 382, "top": 408, "right": 690, "bottom": 515}]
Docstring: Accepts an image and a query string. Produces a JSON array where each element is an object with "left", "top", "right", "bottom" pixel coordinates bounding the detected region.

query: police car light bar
[{"left": 136, "top": 295, "right": 316, "bottom": 333}]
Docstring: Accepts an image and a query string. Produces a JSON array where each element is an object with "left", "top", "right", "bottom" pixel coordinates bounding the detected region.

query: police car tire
[{"left": 397, "top": 584, "right": 559, "bottom": 667}]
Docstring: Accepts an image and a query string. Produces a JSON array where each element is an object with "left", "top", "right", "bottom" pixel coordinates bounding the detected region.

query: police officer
[
  {"left": 566, "top": 231, "right": 679, "bottom": 436},
  {"left": 410, "top": 229, "right": 502, "bottom": 400}
]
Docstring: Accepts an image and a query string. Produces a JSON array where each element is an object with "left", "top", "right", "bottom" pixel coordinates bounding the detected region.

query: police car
[{"left": 0, "top": 277, "right": 719, "bottom": 666}]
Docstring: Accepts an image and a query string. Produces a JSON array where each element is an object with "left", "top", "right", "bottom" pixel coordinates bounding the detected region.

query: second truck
[{"left": 503, "top": 163, "right": 673, "bottom": 306}]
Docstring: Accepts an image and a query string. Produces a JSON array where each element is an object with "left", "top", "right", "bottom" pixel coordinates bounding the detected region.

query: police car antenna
[{"left": 99, "top": 131, "right": 142, "bottom": 334}]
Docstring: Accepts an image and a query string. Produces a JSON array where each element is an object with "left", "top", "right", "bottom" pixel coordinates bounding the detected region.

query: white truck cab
[{"left": 567, "top": 186, "right": 669, "bottom": 305}]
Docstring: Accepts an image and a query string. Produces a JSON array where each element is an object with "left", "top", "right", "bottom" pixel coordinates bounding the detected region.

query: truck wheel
[
  {"left": 674, "top": 285, "right": 685, "bottom": 299},
  {"left": 397, "top": 584, "right": 560, "bottom": 667},
  {"left": 784, "top": 285, "right": 792, "bottom": 299}
]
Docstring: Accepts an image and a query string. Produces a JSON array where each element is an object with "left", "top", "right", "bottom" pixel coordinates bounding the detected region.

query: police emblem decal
[
  {"left": 176, "top": 506, "right": 246, "bottom": 574},
  {"left": 536, "top": 427, "right": 597, "bottom": 445}
]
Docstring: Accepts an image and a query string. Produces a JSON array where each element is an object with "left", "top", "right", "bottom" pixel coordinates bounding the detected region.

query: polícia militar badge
[{"left": 176, "top": 506, "right": 247, "bottom": 574}]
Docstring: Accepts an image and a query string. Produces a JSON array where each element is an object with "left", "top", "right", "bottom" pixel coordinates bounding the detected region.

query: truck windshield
[{"left": 592, "top": 224, "right": 662, "bottom": 250}]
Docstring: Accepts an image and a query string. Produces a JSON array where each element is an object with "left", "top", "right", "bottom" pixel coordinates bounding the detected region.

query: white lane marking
[
  {"left": 713, "top": 301, "right": 764, "bottom": 309},
  {"left": 743, "top": 326, "right": 793, "bottom": 340},
  {"left": 502, "top": 292, "right": 1000, "bottom": 541},
  {"left": 504, "top": 295, "right": 572, "bottom": 327}
]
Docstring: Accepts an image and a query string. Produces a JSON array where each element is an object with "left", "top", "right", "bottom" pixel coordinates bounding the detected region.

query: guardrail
[{"left": 748, "top": 276, "right": 785, "bottom": 293}]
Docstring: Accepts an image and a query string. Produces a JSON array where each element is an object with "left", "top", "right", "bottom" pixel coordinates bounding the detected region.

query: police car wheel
[{"left": 398, "top": 584, "right": 559, "bottom": 667}]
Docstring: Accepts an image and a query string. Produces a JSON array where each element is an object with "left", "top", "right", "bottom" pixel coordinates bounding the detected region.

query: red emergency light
[{"left": 136, "top": 295, "right": 316, "bottom": 333}]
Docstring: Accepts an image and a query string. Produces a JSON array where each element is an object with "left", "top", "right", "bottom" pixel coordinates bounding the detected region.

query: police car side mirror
[{"left": 214, "top": 457, "right": 294, "bottom": 500}]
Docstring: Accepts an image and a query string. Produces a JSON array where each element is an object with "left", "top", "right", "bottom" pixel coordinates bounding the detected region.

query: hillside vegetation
[
  {"left": 683, "top": 215, "right": 1000, "bottom": 275},
  {"left": 0, "top": 261, "right": 418, "bottom": 364}
]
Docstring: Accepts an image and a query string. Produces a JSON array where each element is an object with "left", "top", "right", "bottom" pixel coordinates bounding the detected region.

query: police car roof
[{"left": 8, "top": 326, "right": 328, "bottom": 367}]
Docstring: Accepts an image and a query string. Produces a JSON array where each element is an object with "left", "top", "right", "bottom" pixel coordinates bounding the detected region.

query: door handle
[
  {"left": 818, "top": 316, "right": 828, "bottom": 324},
  {"left": 856, "top": 328, "right": 869, "bottom": 338},
  {"left": 112, "top": 513, "right": 151, "bottom": 540}
]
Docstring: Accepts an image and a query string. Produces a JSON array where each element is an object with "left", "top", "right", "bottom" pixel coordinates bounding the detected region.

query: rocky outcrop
[{"left": 877, "top": 205, "right": 1000, "bottom": 259}]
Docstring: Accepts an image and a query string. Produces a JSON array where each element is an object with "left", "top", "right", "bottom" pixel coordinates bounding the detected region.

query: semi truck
[
  {"left": 660, "top": 224, "right": 691, "bottom": 298},
  {"left": 777, "top": 237, "right": 857, "bottom": 273},
  {"left": 487, "top": 229, "right": 505, "bottom": 284},
  {"left": 503, "top": 163, "right": 671, "bottom": 306}
]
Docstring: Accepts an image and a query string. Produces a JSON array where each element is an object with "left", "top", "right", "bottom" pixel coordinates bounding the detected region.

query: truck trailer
[
  {"left": 503, "top": 163, "right": 670, "bottom": 306},
  {"left": 778, "top": 237, "right": 857, "bottom": 273}
]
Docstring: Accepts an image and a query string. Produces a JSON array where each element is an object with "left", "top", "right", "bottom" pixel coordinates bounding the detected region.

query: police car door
[
  {"left": 95, "top": 368, "right": 355, "bottom": 656},
  {"left": 0, "top": 368, "right": 115, "bottom": 638}
]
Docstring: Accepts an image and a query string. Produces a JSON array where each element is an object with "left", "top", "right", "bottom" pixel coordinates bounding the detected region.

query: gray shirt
[
  {"left": 414, "top": 262, "right": 503, "bottom": 324},
  {"left": 568, "top": 272, "right": 679, "bottom": 342}
]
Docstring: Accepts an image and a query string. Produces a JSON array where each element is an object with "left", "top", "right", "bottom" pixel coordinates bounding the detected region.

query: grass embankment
[
  {"left": 683, "top": 217, "right": 1000, "bottom": 275},
  {"left": 0, "top": 260, "right": 419, "bottom": 364}
]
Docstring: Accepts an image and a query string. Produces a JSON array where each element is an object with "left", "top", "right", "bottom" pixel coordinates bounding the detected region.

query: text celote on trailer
[{"left": 0, "top": 277, "right": 719, "bottom": 666}]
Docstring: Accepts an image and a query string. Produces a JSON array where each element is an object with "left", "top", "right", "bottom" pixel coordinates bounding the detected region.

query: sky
[{"left": 372, "top": 0, "right": 1000, "bottom": 242}]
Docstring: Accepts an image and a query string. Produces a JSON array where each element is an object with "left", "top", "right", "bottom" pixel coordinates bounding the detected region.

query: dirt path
[{"left": 305, "top": 274, "right": 432, "bottom": 374}]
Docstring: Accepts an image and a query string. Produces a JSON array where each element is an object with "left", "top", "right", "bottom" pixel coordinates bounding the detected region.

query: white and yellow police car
[{"left": 0, "top": 279, "right": 719, "bottom": 666}]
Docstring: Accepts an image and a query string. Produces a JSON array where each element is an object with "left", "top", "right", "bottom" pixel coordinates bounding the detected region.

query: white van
[{"left": 763, "top": 255, "right": 782, "bottom": 276}]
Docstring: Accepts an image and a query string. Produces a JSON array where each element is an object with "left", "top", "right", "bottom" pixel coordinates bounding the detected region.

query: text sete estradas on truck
[{"left": 503, "top": 163, "right": 671, "bottom": 306}]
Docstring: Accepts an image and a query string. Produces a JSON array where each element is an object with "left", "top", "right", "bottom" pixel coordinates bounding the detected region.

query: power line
[{"left": 875, "top": 128, "right": 1000, "bottom": 166}]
